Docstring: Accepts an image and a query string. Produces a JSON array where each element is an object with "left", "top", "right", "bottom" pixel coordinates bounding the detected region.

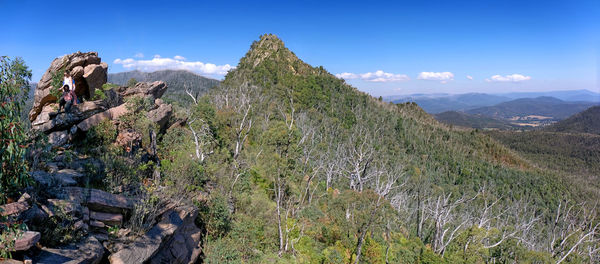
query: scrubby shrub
[
  {"left": 0, "top": 214, "right": 27, "bottom": 258},
  {"left": 202, "top": 237, "right": 242, "bottom": 263},
  {"left": 0, "top": 56, "right": 32, "bottom": 202},
  {"left": 195, "top": 193, "right": 232, "bottom": 239},
  {"left": 127, "top": 78, "right": 138, "bottom": 87},
  {"left": 86, "top": 119, "right": 117, "bottom": 146},
  {"left": 49, "top": 67, "right": 65, "bottom": 100},
  {"left": 37, "top": 203, "right": 84, "bottom": 247},
  {"left": 102, "top": 83, "right": 119, "bottom": 90},
  {"left": 93, "top": 89, "right": 106, "bottom": 100},
  {"left": 128, "top": 187, "right": 162, "bottom": 235}
]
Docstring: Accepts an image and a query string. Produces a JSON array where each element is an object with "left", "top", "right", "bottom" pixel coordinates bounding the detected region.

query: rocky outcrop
[
  {"left": 147, "top": 103, "right": 172, "bottom": 131},
  {"left": 4, "top": 52, "right": 198, "bottom": 263},
  {"left": 29, "top": 52, "right": 173, "bottom": 149},
  {"left": 31, "top": 100, "right": 108, "bottom": 134},
  {"left": 60, "top": 187, "right": 134, "bottom": 214},
  {"left": 118, "top": 81, "right": 168, "bottom": 100},
  {"left": 77, "top": 103, "right": 130, "bottom": 132},
  {"left": 82, "top": 63, "right": 108, "bottom": 99},
  {"left": 108, "top": 206, "right": 202, "bottom": 264},
  {"left": 31, "top": 169, "right": 84, "bottom": 187},
  {"left": 29, "top": 52, "right": 105, "bottom": 122}
]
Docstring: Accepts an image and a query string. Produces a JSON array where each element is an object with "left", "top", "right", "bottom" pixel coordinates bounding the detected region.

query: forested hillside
[
  {"left": 3, "top": 35, "right": 599, "bottom": 263},
  {"left": 544, "top": 106, "right": 600, "bottom": 134},
  {"left": 486, "top": 130, "right": 600, "bottom": 192},
  {"left": 434, "top": 111, "right": 516, "bottom": 130},
  {"left": 108, "top": 70, "right": 220, "bottom": 105},
  {"left": 165, "top": 34, "right": 599, "bottom": 263}
]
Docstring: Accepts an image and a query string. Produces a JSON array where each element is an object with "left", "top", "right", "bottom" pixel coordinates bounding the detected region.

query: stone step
[
  {"left": 0, "top": 201, "right": 29, "bottom": 217},
  {"left": 33, "top": 235, "right": 104, "bottom": 264},
  {"left": 60, "top": 187, "right": 133, "bottom": 214},
  {"left": 89, "top": 220, "right": 105, "bottom": 228},
  {"left": 14, "top": 231, "right": 41, "bottom": 251},
  {"left": 90, "top": 211, "right": 122, "bottom": 226}
]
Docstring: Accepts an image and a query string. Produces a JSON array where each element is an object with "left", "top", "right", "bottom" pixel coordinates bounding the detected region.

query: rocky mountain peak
[{"left": 238, "top": 34, "right": 300, "bottom": 69}]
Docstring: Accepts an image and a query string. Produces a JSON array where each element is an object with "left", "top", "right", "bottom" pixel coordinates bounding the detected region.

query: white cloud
[
  {"left": 134, "top": 53, "right": 144, "bottom": 58},
  {"left": 335, "top": 70, "right": 410, "bottom": 82},
  {"left": 466, "top": 75, "right": 473, "bottom": 80},
  {"left": 485, "top": 74, "right": 531, "bottom": 82},
  {"left": 113, "top": 55, "right": 234, "bottom": 76},
  {"left": 417, "top": 72, "right": 454, "bottom": 82}
]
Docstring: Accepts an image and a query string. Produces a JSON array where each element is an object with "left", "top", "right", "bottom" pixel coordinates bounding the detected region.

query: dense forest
[{"left": 1, "top": 35, "right": 599, "bottom": 263}]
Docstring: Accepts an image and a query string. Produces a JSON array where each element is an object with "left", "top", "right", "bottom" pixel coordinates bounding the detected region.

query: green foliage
[
  {"left": 86, "top": 119, "right": 117, "bottom": 146},
  {"left": 120, "top": 96, "right": 158, "bottom": 150},
  {"left": 121, "top": 35, "right": 599, "bottom": 263},
  {"left": 50, "top": 66, "right": 65, "bottom": 100},
  {"left": 128, "top": 188, "right": 162, "bottom": 235},
  {"left": 126, "top": 78, "right": 138, "bottom": 87},
  {"left": 92, "top": 88, "right": 106, "bottom": 100},
  {"left": 487, "top": 130, "right": 600, "bottom": 195},
  {"left": 202, "top": 237, "right": 242, "bottom": 263},
  {"left": 37, "top": 203, "right": 84, "bottom": 247},
  {"left": 102, "top": 82, "right": 119, "bottom": 91},
  {"left": 0, "top": 56, "right": 32, "bottom": 202},
  {"left": 0, "top": 205, "right": 27, "bottom": 258},
  {"left": 195, "top": 193, "right": 232, "bottom": 239}
]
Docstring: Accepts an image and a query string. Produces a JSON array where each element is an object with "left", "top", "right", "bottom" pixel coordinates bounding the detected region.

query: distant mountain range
[
  {"left": 465, "top": 96, "right": 598, "bottom": 120},
  {"left": 432, "top": 96, "right": 599, "bottom": 129},
  {"left": 386, "top": 89, "right": 600, "bottom": 114},
  {"left": 108, "top": 70, "right": 220, "bottom": 104},
  {"left": 387, "top": 93, "right": 510, "bottom": 113},
  {"left": 499, "top": 89, "right": 600, "bottom": 102}
]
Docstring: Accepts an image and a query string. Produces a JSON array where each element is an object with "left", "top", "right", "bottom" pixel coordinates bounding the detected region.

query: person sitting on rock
[
  {"left": 62, "top": 71, "right": 78, "bottom": 105},
  {"left": 58, "top": 84, "right": 74, "bottom": 113}
]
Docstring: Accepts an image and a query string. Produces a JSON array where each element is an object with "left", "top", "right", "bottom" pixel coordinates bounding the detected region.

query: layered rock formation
[
  {"left": 29, "top": 52, "right": 107, "bottom": 122},
  {"left": 27, "top": 51, "right": 174, "bottom": 150},
  {"left": 0, "top": 52, "right": 203, "bottom": 263}
]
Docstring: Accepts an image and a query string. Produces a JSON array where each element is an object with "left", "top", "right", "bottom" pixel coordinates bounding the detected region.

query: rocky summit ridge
[{"left": 1, "top": 51, "right": 202, "bottom": 263}]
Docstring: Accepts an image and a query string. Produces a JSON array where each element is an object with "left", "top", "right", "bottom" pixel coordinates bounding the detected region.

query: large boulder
[
  {"left": 147, "top": 103, "right": 172, "bottom": 131},
  {"left": 29, "top": 52, "right": 107, "bottom": 122},
  {"left": 48, "top": 130, "right": 69, "bottom": 147},
  {"left": 118, "top": 81, "right": 167, "bottom": 100},
  {"left": 77, "top": 103, "right": 130, "bottom": 132},
  {"left": 82, "top": 63, "right": 107, "bottom": 99},
  {"left": 108, "top": 206, "right": 202, "bottom": 264},
  {"left": 13, "top": 231, "right": 41, "bottom": 251},
  {"left": 60, "top": 187, "right": 134, "bottom": 214}
]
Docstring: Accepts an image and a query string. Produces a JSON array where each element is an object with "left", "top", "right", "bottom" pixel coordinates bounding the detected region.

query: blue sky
[{"left": 2, "top": 0, "right": 598, "bottom": 96}]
